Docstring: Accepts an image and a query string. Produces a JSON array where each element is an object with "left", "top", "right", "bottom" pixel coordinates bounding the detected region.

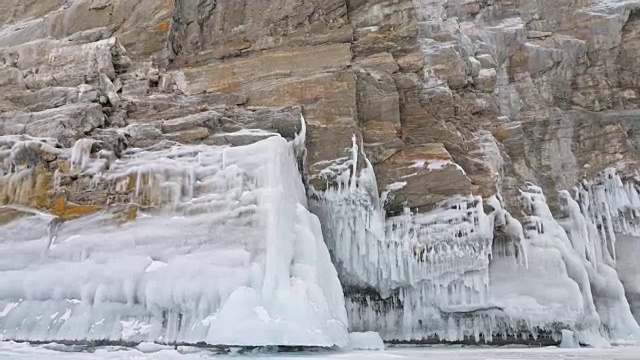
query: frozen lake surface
[{"left": 0, "top": 342, "right": 639, "bottom": 360}]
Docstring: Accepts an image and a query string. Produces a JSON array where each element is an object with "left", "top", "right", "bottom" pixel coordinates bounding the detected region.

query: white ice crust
[{"left": 0, "top": 130, "right": 349, "bottom": 346}]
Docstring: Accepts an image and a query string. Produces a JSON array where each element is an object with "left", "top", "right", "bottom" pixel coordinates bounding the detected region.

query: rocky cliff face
[{"left": 1, "top": 0, "right": 640, "bottom": 347}]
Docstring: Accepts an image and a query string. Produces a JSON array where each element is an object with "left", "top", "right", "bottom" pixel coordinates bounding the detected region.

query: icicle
[
  {"left": 70, "top": 139, "right": 94, "bottom": 172},
  {"left": 349, "top": 135, "right": 358, "bottom": 191},
  {"left": 291, "top": 113, "right": 307, "bottom": 161},
  {"left": 310, "top": 133, "right": 500, "bottom": 343}
]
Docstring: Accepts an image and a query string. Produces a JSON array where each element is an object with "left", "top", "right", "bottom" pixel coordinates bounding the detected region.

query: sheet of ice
[
  {"left": 0, "top": 131, "right": 348, "bottom": 346},
  {"left": 0, "top": 341, "right": 640, "bottom": 360},
  {"left": 478, "top": 177, "right": 640, "bottom": 345}
]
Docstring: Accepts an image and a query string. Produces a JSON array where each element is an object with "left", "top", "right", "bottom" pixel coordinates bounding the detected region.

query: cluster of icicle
[
  {"left": 0, "top": 121, "right": 351, "bottom": 347},
  {"left": 310, "top": 137, "right": 504, "bottom": 342},
  {"left": 309, "top": 136, "right": 640, "bottom": 346}
]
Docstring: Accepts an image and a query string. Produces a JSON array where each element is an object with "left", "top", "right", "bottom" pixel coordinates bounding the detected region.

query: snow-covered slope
[{"left": 0, "top": 132, "right": 349, "bottom": 346}]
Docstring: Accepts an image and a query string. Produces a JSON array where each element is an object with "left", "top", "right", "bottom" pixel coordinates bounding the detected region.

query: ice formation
[
  {"left": 310, "top": 139, "right": 500, "bottom": 342},
  {"left": 309, "top": 136, "right": 640, "bottom": 345},
  {"left": 559, "top": 330, "right": 579, "bottom": 348},
  {"left": 0, "top": 130, "right": 349, "bottom": 346},
  {"left": 2, "top": 125, "right": 640, "bottom": 348},
  {"left": 346, "top": 332, "right": 385, "bottom": 351}
]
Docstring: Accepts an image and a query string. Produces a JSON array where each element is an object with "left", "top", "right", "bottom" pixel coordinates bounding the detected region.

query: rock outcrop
[{"left": 1, "top": 0, "right": 640, "bottom": 347}]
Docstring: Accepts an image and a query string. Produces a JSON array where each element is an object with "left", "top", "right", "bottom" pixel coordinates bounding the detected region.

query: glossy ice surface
[{"left": 0, "top": 342, "right": 639, "bottom": 360}]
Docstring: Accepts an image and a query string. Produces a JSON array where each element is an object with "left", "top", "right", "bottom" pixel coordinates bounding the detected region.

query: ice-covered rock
[
  {"left": 0, "top": 133, "right": 349, "bottom": 347},
  {"left": 309, "top": 137, "right": 640, "bottom": 346}
]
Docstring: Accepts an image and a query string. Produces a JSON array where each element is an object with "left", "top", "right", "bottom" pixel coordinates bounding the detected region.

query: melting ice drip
[
  {"left": 0, "top": 128, "right": 349, "bottom": 346},
  {"left": 310, "top": 136, "right": 640, "bottom": 345}
]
